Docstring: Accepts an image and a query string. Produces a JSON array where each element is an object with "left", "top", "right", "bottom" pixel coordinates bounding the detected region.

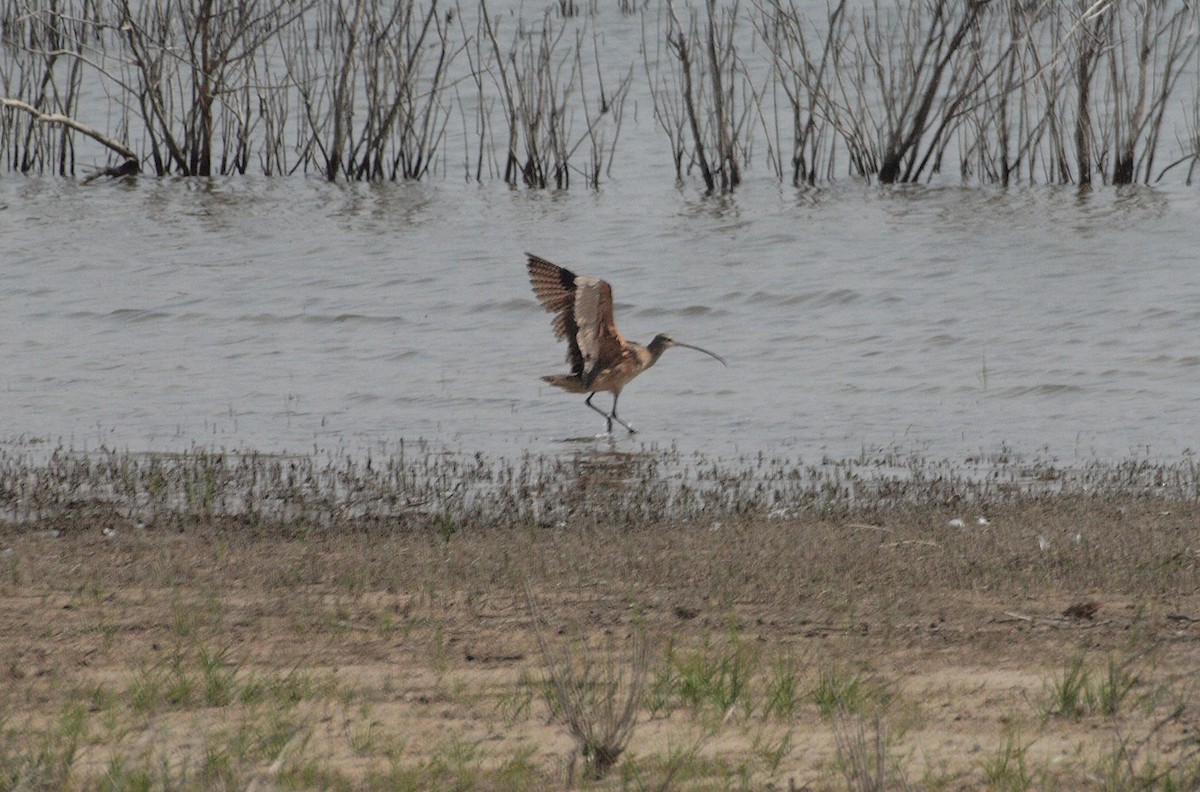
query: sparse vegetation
[
  {"left": 1044, "top": 654, "right": 1094, "bottom": 721},
  {"left": 980, "top": 728, "right": 1034, "bottom": 792},
  {"left": 2, "top": 443, "right": 1198, "bottom": 538},
  {"left": 668, "top": 634, "right": 758, "bottom": 719},
  {"left": 1043, "top": 653, "right": 1142, "bottom": 722},
  {"left": 834, "top": 713, "right": 903, "bottom": 792},
  {"left": 813, "top": 665, "right": 892, "bottom": 721},
  {"left": 0, "top": 445, "right": 1198, "bottom": 787}
]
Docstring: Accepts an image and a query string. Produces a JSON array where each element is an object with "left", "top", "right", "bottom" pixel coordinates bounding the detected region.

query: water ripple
[{"left": 3, "top": 177, "right": 1199, "bottom": 462}]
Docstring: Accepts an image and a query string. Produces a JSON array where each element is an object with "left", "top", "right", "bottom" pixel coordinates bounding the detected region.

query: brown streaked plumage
[{"left": 526, "top": 253, "right": 727, "bottom": 434}]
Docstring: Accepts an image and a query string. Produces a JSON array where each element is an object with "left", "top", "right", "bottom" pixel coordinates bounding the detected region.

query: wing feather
[
  {"left": 527, "top": 254, "right": 583, "bottom": 375},
  {"left": 526, "top": 253, "right": 576, "bottom": 331},
  {"left": 526, "top": 253, "right": 625, "bottom": 387},
  {"left": 572, "top": 276, "right": 626, "bottom": 388}
]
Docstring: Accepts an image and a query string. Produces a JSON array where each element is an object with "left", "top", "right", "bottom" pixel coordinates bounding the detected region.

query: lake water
[{"left": 2, "top": 173, "right": 1197, "bottom": 466}]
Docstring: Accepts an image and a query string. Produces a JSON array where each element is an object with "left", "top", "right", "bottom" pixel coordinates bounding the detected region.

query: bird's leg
[
  {"left": 609, "top": 393, "right": 637, "bottom": 434},
  {"left": 584, "top": 393, "right": 613, "bottom": 434}
]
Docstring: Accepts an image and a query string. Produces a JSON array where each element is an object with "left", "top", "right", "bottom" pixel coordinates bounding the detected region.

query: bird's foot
[{"left": 610, "top": 415, "right": 637, "bottom": 434}]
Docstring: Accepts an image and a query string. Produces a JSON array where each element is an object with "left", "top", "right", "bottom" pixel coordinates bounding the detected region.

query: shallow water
[{"left": 2, "top": 174, "right": 1198, "bottom": 465}]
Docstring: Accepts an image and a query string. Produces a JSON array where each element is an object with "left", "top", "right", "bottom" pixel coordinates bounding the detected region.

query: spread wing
[{"left": 526, "top": 253, "right": 626, "bottom": 387}]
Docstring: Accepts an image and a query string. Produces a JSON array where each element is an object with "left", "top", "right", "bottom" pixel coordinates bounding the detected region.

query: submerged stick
[{"left": 80, "top": 159, "right": 141, "bottom": 185}]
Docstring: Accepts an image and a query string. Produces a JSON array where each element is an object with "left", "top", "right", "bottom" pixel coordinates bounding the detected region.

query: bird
[{"left": 526, "top": 253, "right": 727, "bottom": 434}]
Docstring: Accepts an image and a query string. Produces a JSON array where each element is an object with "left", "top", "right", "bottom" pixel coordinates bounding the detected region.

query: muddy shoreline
[{"left": 1, "top": 449, "right": 1198, "bottom": 788}]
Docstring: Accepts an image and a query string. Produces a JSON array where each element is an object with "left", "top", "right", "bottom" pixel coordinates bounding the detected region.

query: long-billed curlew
[{"left": 526, "top": 253, "right": 727, "bottom": 434}]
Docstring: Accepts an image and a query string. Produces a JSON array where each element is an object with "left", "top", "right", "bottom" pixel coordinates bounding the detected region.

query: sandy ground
[{"left": 1, "top": 500, "right": 1199, "bottom": 789}]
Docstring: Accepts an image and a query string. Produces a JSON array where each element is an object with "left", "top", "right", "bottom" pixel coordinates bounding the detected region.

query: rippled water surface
[{"left": 2, "top": 176, "right": 1198, "bottom": 463}]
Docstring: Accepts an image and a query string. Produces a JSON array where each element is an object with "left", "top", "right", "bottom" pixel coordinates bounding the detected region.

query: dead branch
[{"left": 0, "top": 96, "right": 137, "bottom": 161}]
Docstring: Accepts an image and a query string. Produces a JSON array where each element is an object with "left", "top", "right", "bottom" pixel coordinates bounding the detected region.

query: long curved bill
[{"left": 675, "top": 341, "right": 728, "bottom": 367}]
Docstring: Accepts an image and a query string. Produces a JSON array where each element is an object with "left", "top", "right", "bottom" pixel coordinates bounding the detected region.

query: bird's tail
[{"left": 541, "top": 374, "right": 587, "bottom": 393}]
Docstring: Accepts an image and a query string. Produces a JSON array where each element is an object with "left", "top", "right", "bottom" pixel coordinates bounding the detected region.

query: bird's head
[{"left": 648, "top": 334, "right": 727, "bottom": 366}]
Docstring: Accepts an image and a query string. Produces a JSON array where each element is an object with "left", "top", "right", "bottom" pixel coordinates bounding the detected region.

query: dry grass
[
  {"left": 0, "top": 446, "right": 1199, "bottom": 788},
  {"left": 526, "top": 583, "right": 649, "bottom": 780}
]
